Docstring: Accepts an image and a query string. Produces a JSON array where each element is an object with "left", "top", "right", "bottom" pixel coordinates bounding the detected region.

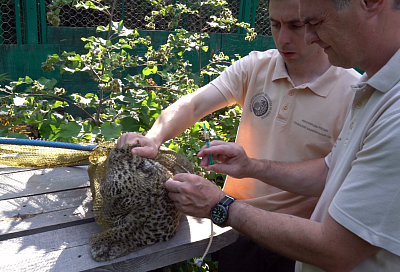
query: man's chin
[{"left": 327, "top": 54, "right": 353, "bottom": 69}]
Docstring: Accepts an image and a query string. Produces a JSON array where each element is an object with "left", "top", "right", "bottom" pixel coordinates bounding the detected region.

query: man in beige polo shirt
[{"left": 118, "top": 0, "right": 360, "bottom": 270}]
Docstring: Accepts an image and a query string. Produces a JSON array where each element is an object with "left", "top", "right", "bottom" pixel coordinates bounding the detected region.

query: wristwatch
[{"left": 210, "top": 195, "right": 235, "bottom": 227}]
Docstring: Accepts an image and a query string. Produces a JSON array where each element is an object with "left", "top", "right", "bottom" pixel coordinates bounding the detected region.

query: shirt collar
[
  {"left": 272, "top": 54, "right": 291, "bottom": 81},
  {"left": 365, "top": 48, "right": 400, "bottom": 93},
  {"left": 272, "top": 54, "right": 341, "bottom": 97}
]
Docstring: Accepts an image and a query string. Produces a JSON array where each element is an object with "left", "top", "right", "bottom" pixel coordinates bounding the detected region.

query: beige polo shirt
[{"left": 211, "top": 49, "right": 360, "bottom": 211}]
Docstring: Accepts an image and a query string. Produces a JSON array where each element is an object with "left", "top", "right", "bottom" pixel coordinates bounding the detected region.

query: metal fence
[
  {"left": 1, "top": 0, "right": 20, "bottom": 44},
  {"left": 0, "top": 0, "right": 271, "bottom": 45}
]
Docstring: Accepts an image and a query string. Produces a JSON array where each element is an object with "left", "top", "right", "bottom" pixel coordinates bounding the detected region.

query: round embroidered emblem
[{"left": 250, "top": 92, "right": 272, "bottom": 118}]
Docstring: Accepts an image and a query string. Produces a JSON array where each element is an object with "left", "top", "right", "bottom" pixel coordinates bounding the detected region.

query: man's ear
[{"left": 361, "top": 0, "right": 385, "bottom": 17}]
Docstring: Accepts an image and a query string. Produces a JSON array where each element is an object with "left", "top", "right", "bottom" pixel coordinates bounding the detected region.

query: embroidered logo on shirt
[{"left": 250, "top": 92, "right": 272, "bottom": 119}]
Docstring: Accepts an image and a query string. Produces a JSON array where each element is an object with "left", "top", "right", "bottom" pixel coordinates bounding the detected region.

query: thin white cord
[{"left": 194, "top": 219, "right": 214, "bottom": 267}]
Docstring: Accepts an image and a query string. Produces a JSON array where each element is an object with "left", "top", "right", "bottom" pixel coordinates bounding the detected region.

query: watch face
[{"left": 211, "top": 204, "right": 227, "bottom": 225}]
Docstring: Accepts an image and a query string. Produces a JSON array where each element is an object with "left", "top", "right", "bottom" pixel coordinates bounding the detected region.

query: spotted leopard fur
[{"left": 88, "top": 143, "right": 193, "bottom": 261}]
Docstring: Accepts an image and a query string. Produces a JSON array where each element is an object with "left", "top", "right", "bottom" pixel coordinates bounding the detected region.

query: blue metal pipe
[{"left": 0, "top": 138, "right": 97, "bottom": 151}]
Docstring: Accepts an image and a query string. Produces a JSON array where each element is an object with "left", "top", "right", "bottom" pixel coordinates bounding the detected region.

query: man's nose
[
  {"left": 304, "top": 25, "right": 319, "bottom": 45},
  {"left": 277, "top": 27, "right": 291, "bottom": 45}
]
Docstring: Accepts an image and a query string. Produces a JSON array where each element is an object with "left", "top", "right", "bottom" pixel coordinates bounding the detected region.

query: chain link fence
[
  {"left": 0, "top": 0, "right": 271, "bottom": 45},
  {"left": 1, "top": 0, "right": 19, "bottom": 44},
  {"left": 254, "top": 0, "right": 271, "bottom": 36}
]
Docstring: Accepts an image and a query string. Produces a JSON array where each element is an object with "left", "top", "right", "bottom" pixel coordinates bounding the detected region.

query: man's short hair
[
  {"left": 331, "top": 0, "right": 350, "bottom": 9},
  {"left": 331, "top": 0, "right": 400, "bottom": 9}
]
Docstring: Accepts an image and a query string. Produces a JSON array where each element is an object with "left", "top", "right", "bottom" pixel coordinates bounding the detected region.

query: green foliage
[
  {"left": 1, "top": 1, "right": 248, "bottom": 179},
  {"left": 168, "top": 254, "right": 218, "bottom": 272},
  {"left": 0, "top": 73, "right": 12, "bottom": 83},
  {"left": 0, "top": 1, "right": 256, "bottom": 270}
]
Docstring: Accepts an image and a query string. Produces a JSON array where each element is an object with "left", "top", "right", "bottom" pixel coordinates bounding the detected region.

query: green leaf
[
  {"left": 38, "top": 122, "right": 55, "bottom": 139},
  {"left": 47, "top": 54, "right": 59, "bottom": 62},
  {"left": 37, "top": 77, "right": 57, "bottom": 89},
  {"left": 5, "top": 133, "right": 29, "bottom": 139},
  {"left": 120, "top": 117, "right": 140, "bottom": 132},
  {"left": 68, "top": 55, "right": 82, "bottom": 61},
  {"left": 138, "top": 106, "right": 151, "bottom": 129},
  {"left": 142, "top": 66, "right": 158, "bottom": 76},
  {"left": 100, "top": 75, "right": 111, "bottom": 82},
  {"left": 58, "top": 122, "right": 82, "bottom": 139},
  {"left": 167, "top": 142, "right": 180, "bottom": 153},
  {"left": 118, "top": 20, "right": 124, "bottom": 32},
  {"left": 92, "top": 126, "right": 100, "bottom": 135},
  {"left": 189, "top": 123, "right": 201, "bottom": 137},
  {"left": 82, "top": 122, "right": 92, "bottom": 133},
  {"left": 223, "top": 118, "right": 233, "bottom": 126},
  {"left": 120, "top": 43, "right": 132, "bottom": 49},
  {"left": 100, "top": 122, "right": 122, "bottom": 141},
  {"left": 51, "top": 100, "right": 66, "bottom": 109},
  {"left": 14, "top": 76, "right": 33, "bottom": 85},
  {"left": 96, "top": 25, "right": 108, "bottom": 32}
]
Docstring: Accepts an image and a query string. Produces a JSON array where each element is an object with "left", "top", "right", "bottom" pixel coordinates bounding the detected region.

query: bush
[{"left": 0, "top": 2, "right": 256, "bottom": 269}]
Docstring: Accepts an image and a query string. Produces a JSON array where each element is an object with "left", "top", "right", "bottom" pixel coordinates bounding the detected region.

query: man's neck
[{"left": 286, "top": 54, "right": 332, "bottom": 86}]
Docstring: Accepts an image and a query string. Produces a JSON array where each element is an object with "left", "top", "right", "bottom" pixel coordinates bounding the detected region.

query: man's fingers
[
  {"left": 131, "top": 146, "right": 156, "bottom": 158},
  {"left": 164, "top": 178, "right": 181, "bottom": 192},
  {"left": 167, "top": 191, "right": 180, "bottom": 202},
  {"left": 117, "top": 132, "right": 141, "bottom": 147}
]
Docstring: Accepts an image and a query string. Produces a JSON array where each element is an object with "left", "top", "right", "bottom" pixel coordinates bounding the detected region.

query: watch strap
[{"left": 219, "top": 195, "right": 235, "bottom": 207}]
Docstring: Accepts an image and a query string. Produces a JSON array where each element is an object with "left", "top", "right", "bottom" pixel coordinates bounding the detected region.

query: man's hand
[
  {"left": 164, "top": 173, "right": 225, "bottom": 218},
  {"left": 197, "top": 141, "right": 252, "bottom": 179},
  {"left": 117, "top": 132, "right": 158, "bottom": 158}
]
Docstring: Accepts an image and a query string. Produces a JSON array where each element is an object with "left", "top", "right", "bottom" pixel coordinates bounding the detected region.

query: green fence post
[
  {"left": 0, "top": 4, "right": 3, "bottom": 44},
  {"left": 15, "top": 0, "right": 22, "bottom": 44},
  {"left": 237, "top": 0, "right": 252, "bottom": 34},
  {"left": 251, "top": 0, "right": 257, "bottom": 28},
  {"left": 24, "top": 0, "right": 39, "bottom": 44},
  {"left": 121, "top": 0, "right": 124, "bottom": 21},
  {"left": 183, "top": 0, "right": 188, "bottom": 30},
  {"left": 39, "top": 0, "right": 46, "bottom": 44}
]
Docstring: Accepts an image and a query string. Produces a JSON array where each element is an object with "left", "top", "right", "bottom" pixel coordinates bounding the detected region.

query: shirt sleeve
[
  {"left": 329, "top": 108, "right": 400, "bottom": 256},
  {"left": 210, "top": 53, "right": 255, "bottom": 107}
]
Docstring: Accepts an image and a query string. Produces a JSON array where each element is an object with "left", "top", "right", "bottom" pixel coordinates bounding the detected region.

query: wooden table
[{"left": 0, "top": 165, "right": 238, "bottom": 272}]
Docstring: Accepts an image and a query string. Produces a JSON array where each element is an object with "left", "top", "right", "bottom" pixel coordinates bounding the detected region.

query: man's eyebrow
[
  {"left": 287, "top": 19, "right": 303, "bottom": 24},
  {"left": 301, "top": 16, "right": 315, "bottom": 24},
  {"left": 269, "top": 17, "right": 302, "bottom": 24}
]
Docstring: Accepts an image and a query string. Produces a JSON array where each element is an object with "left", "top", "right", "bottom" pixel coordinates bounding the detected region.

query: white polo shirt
[{"left": 211, "top": 49, "right": 360, "bottom": 211}]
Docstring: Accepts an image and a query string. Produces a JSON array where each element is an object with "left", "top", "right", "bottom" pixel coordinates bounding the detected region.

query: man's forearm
[
  {"left": 274, "top": 198, "right": 318, "bottom": 219},
  {"left": 227, "top": 201, "right": 379, "bottom": 271},
  {"left": 146, "top": 84, "right": 229, "bottom": 148},
  {"left": 145, "top": 95, "right": 198, "bottom": 148},
  {"left": 246, "top": 157, "right": 328, "bottom": 197}
]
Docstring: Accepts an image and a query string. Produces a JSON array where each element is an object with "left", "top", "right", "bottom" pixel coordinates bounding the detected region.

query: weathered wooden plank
[
  {"left": 84, "top": 223, "right": 238, "bottom": 272},
  {"left": 0, "top": 165, "right": 89, "bottom": 200},
  {"left": 0, "top": 161, "right": 239, "bottom": 271},
  {"left": 0, "top": 187, "right": 93, "bottom": 236},
  {"left": 0, "top": 165, "right": 35, "bottom": 174},
  {"left": 0, "top": 216, "right": 238, "bottom": 272}
]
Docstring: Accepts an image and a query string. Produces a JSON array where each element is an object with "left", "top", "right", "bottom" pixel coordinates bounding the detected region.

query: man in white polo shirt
[
  {"left": 118, "top": 0, "right": 359, "bottom": 270},
  {"left": 162, "top": 0, "right": 400, "bottom": 270}
]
